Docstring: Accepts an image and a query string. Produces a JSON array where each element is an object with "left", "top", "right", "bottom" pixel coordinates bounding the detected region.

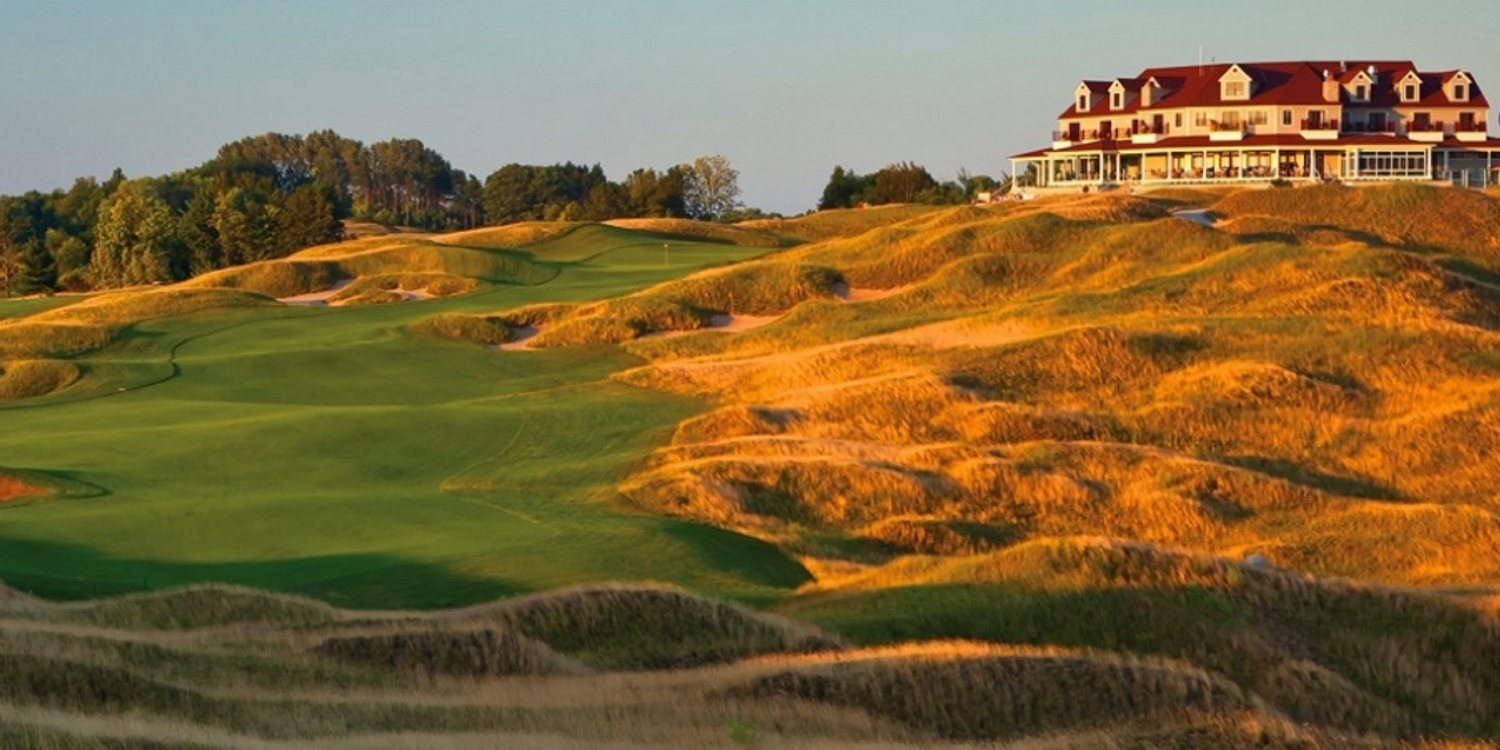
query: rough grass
[
  {"left": 732, "top": 642, "right": 1262, "bottom": 740},
  {"left": 605, "top": 218, "right": 787, "bottom": 247},
  {"left": 1212, "top": 182, "right": 1500, "bottom": 262},
  {"left": 447, "top": 584, "right": 843, "bottom": 670},
  {"left": 0, "top": 359, "right": 81, "bottom": 400},
  {"left": 0, "top": 578, "right": 1493, "bottom": 747},
  {"left": 0, "top": 288, "right": 274, "bottom": 358}
]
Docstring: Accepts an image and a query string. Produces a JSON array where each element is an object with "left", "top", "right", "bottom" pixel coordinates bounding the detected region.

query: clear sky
[{"left": 2, "top": 0, "right": 1496, "bottom": 214}]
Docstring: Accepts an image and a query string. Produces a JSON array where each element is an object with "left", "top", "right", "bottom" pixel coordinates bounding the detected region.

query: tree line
[
  {"left": 818, "top": 162, "right": 1008, "bottom": 210},
  {"left": 0, "top": 129, "right": 750, "bottom": 297}
]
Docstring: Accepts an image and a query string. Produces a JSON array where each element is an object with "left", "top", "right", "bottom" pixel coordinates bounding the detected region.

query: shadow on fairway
[{"left": 0, "top": 537, "right": 526, "bottom": 609}]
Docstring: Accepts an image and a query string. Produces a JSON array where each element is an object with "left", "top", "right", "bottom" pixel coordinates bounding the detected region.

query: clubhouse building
[{"left": 1010, "top": 60, "right": 1500, "bottom": 191}]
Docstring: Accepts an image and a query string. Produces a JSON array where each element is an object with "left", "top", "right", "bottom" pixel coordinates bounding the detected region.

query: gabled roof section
[
  {"left": 1061, "top": 80, "right": 1117, "bottom": 117},
  {"left": 1218, "top": 64, "right": 1252, "bottom": 83}
]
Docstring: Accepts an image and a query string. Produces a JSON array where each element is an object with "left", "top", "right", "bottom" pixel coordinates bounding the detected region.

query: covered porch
[
  {"left": 1434, "top": 145, "right": 1500, "bottom": 189},
  {"left": 1010, "top": 137, "right": 1441, "bottom": 191}
]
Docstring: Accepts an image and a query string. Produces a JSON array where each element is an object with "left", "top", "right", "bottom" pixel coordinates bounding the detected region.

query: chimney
[
  {"left": 1322, "top": 70, "right": 1340, "bottom": 103},
  {"left": 1141, "top": 81, "right": 1155, "bottom": 107}
]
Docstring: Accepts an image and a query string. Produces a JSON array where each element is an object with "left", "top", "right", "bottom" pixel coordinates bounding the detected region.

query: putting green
[{"left": 0, "top": 229, "right": 807, "bottom": 608}]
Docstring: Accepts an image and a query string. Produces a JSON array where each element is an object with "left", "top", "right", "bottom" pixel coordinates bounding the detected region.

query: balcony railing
[
  {"left": 1208, "top": 120, "right": 1247, "bottom": 133},
  {"left": 1341, "top": 120, "right": 1397, "bottom": 134},
  {"left": 1300, "top": 118, "right": 1340, "bottom": 131},
  {"left": 1051, "top": 129, "right": 1118, "bottom": 142},
  {"left": 1454, "top": 121, "right": 1488, "bottom": 133},
  {"left": 1406, "top": 120, "right": 1445, "bottom": 133},
  {"left": 1127, "top": 121, "right": 1171, "bottom": 135}
]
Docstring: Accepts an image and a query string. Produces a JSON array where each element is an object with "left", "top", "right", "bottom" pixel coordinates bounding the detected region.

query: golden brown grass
[
  {"left": 0, "top": 359, "right": 81, "bottom": 400},
  {"left": 594, "top": 186, "right": 1500, "bottom": 593},
  {"left": 1212, "top": 183, "right": 1500, "bottom": 261},
  {"left": 606, "top": 218, "right": 786, "bottom": 247},
  {"left": 433, "top": 221, "right": 583, "bottom": 249}
]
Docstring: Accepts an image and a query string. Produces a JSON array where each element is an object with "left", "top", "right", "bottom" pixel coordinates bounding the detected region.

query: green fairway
[{"left": 0, "top": 230, "right": 807, "bottom": 608}]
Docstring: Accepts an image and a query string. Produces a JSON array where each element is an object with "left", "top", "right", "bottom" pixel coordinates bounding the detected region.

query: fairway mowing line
[{"left": 448, "top": 495, "right": 563, "bottom": 535}]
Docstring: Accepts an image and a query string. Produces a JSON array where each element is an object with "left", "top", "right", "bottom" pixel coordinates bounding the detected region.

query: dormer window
[
  {"left": 1219, "top": 64, "right": 1253, "bottom": 101},
  {"left": 1454, "top": 84, "right": 1467, "bottom": 101},
  {"left": 1404, "top": 84, "right": 1416, "bottom": 101},
  {"left": 1111, "top": 92, "right": 1123, "bottom": 109},
  {"left": 1078, "top": 94, "right": 1088, "bottom": 111},
  {"left": 1355, "top": 85, "right": 1367, "bottom": 101}
]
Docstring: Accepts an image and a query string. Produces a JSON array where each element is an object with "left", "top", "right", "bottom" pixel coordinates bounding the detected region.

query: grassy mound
[
  {"left": 313, "top": 626, "right": 565, "bottom": 678},
  {"left": 48, "top": 585, "right": 340, "bottom": 630},
  {"left": 21, "top": 288, "right": 275, "bottom": 327},
  {"left": 454, "top": 584, "right": 843, "bottom": 670},
  {"left": 0, "top": 359, "right": 81, "bottom": 400},
  {"left": 1213, "top": 183, "right": 1500, "bottom": 260},
  {"left": 0, "top": 288, "right": 273, "bottom": 360},
  {"left": 732, "top": 642, "right": 1262, "bottom": 741},
  {"left": 190, "top": 242, "right": 555, "bottom": 299},
  {"left": 605, "top": 218, "right": 787, "bottom": 247},
  {"left": 741, "top": 204, "right": 945, "bottom": 243},
  {"left": 434, "top": 221, "right": 584, "bottom": 249},
  {"left": 409, "top": 312, "right": 518, "bottom": 345},
  {"left": 785, "top": 538, "right": 1500, "bottom": 737}
]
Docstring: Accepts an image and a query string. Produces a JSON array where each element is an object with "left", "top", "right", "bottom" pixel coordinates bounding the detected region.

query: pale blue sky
[{"left": 2, "top": 0, "right": 1496, "bottom": 213}]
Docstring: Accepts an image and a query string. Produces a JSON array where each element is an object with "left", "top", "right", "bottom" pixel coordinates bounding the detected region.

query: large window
[
  {"left": 1249, "top": 111, "right": 1268, "bottom": 126},
  {"left": 1223, "top": 81, "right": 1247, "bottom": 99},
  {"left": 1194, "top": 111, "right": 1208, "bottom": 127},
  {"left": 1356, "top": 150, "right": 1428, "bottom": 177}
]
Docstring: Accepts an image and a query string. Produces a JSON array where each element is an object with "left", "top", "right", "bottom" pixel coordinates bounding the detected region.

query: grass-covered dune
[{"left": 1, "top": 577, "right": 1494, "bottom": 748}]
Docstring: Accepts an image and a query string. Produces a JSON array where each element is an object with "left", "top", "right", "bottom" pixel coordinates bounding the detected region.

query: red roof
[{"left": 1058, "top": 60, "right": 1488, "bottom": 119}]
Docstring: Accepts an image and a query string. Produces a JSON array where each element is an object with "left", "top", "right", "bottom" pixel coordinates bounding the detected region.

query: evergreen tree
[{"left": 179, "top": 187, "right": 221, "bottom": 276}]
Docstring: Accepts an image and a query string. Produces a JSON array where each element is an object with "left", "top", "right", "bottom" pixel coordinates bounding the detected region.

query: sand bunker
[
  {"left": 388, "top": 288, "right": 435, "bottom": 302},
  {"left": 280, "top": 280, "right": 437, "bottom": 306},
  {"left": 833, "top": 281, "right": 913, "bottom": 302},
  {"left": 495, "top": 325, "right": 541, "bottom": 352},
  {"left": 277, "top": 280, "right": 354, "bottom": 306},
  {"left": 1170, "top": 209, "right": 1219, "bottom": 228},
  {"left": 709, "top": 313, "right": 780, "bottom": 333}
]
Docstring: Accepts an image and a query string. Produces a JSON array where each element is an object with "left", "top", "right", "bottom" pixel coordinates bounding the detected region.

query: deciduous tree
[{"left": 684, "top": 155, "right": 741, "bottom": 221}]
